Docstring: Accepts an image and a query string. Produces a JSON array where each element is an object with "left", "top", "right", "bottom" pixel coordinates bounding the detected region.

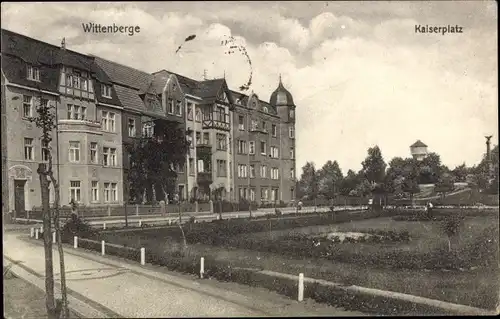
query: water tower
[{"left": 410, "top": 140, "right": 428, "bottom": 161}]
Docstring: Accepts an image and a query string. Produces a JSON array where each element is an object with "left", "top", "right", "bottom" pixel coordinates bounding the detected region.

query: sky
[{"left": 1, "top": 1, "right": 498, "bottom": 175}]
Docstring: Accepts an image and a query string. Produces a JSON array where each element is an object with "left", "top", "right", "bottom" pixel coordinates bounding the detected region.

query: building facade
[{"left": 1, "top": 29, "right": 297, "bottom": 215}]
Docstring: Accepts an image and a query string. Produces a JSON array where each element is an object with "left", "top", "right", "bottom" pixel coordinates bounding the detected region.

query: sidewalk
[{"left": 3, "top": 232, "right": 364, "bottom": 317}]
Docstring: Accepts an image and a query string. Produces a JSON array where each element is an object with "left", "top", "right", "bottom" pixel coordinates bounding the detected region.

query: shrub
[{"left": 61, "top": 214, "right": 98, "bottom": 242}]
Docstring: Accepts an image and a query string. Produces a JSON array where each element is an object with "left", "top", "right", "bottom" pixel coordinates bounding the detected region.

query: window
[
  {"left": 187, "top": 131, "right": 194, "bottom": 148},
  {"left": 271, "top": 146, "right": 279, "bottom": 159},
  {"left": 187, "top": 103, "right": 193, "bottom": 121},
  {"left": 290, "top": 168, "right": 295, "bottom": 179},
  {"left": 272, "top": 124, "right": 277, "bottom": 137},
  {"left": 239, "top": 188, "right": 246, "bottom": 200},
  {"left": 24, "top": 138, "right": 34, "bottom": 160},
  {"left": 195, "top": 106, "right": 202, "bottom": 122},
  {"left": 110, "top": 148, "right": 117, "bottom": 166},
  {"left": 104, "top": 183, "right": 111, "bottom": 203},
  {"left": 217, "top": 160, "right": 227, "bottom": 177},
  {"left": 91, "top": 181, "right": 99, "bottom": 202},
  {"left": 261, "top": 188, "right": 268, "bottom": 201},
  {"left": 90, "top": 142, "right": 98, "bottom": 164},
  {"left": 238, "top": 115, "right": 245, "bottom": 130},
  {"left": 111, "top": 183, "right": 118, "bottom": 202},
  {"left": 263, "top": 106, "right": 269, "bottom": 113},
  {"left": 262, "top": 121, "right": 267, "bottom": 132},
  {"left": 271, "top": 189, "right": 279, "bottom": 201},
  {"left": 195, "top": 132, "right": 201, "bottom": 145},
  {"left": 128, "top": 119, "right": 136, "bottom": 137},
  {"left": 101, "top": 84, "right": 112, "bottom": 98},
  {"left": 177, "top": 163, "right": 185, "bottom": 173},
  {"left": 260, "top": 165, "right": 267, "bottom": 178},
  {"left": 271, "top": 168, "right": 280, "bottom": 180},
  {"left": 66, "top": 73, "right": 73, "bottom": 87},
  {"left": 237, "top": 140, "right": 247, "bottom": 154},
  {"left": 69, "top": 181, "right": 81, "bottom": 202},
  {"left": 175, "top": 100, "right": 182, "bottom": 116},
  {"left": 168, "top": 99, "right": 175, "bottom": 114},
  {"left": 73, "top": 72, "right": 81, "bottom": 89},
  {"left": 216, "top": 106, "right": 226, "bottom": 122},
  {"left": 260, "top": 141, "right": 266, "bottom": 155},
  {"left": 41, "top": 98, "right": 49, "bottom": 108},
  {"left": 197, "top": 159, "right": 205, "bottom": 173},
  {"left": 290, "top": 147, "right": 295, "bottom": 159},
  {"left": 251, "top": 120, "right": 258, "bottom": 131},
  {"left": 142, "top": 122, "right": 153, "bottom": 138},
  {"left": 101, "top": 111, "right": 116, "bottom": 132},
  {"left": 189, "top": 158, "right": 195, "bottom": 175},
  {"left": 41, "top": 141, "right": 50, "bottom": 162},
  {"left": 103, "top": 147, "right": 116, "bottom": 166},
  {"left": 67, "top": 104, "right": 86, "bottom": 120},
  {"left": 69, "top": 141, "right": 80, "bottom": 162},
  {"left": 203, "top": 132, "right": 210, "bottom": 145},
  {"left": 249, "top": 188, "right": 256, "bottom": 201},
  {"left": 81, "top": 106, "right": 87, "bottom": 120},
  {"left": 22, "top": 96, "right": 33, "bottom": 118},
  {"left": 289, "top": 127, "right": 295, "bottom": 139},
  {"left": 238, "top": 164, "right": 248, "bottom": 178},
  {"left": 249, "top": 141, "right": 255, "bottom": 155},
  {"left": 216, "top": 133, "right": 226, "bottom": 150},
  {"left": 250, "top": 165, "right": 255, "bottom": 178},
  {"left": 81, "top": 78, "right": 88, "bottom": 91},
  {"left": 27, "top": 65, "right": 40, "bottom": 81}
]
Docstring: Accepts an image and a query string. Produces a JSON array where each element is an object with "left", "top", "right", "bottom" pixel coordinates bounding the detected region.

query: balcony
[
  {"left": 196, "top": 144, "right": 212, "bottom": 156},
  {"left": 250, "top": 126, "right": 269, "bottom": 134},
  {"left": 197, "top": 171, "right": 213, "bottom": 184},
  {"left": 58, "top": 119, "right": 102, "bottom": 134}
]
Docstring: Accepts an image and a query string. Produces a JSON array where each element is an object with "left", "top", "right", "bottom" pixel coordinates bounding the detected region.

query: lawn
[
  {"left": 93, "top": 209, "right": 499, "bottom": 310},
  {"left": 3, "top": 269, "right": 80, "bottom": 319}
]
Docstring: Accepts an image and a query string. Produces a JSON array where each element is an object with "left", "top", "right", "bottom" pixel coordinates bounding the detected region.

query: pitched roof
[
  {"left": 93, "top": 56, "right": 153, "bottom": 92},
  {"left": 113, "top": 84, "right": 145, "bottom": 112},
  {"left": 411, "top": 140, "right": 428, "bottom": 148}
]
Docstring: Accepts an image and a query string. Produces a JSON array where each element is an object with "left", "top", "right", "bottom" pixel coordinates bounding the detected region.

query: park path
[{"left": 3, "top": 232, "right": 364, "bottom": 318}]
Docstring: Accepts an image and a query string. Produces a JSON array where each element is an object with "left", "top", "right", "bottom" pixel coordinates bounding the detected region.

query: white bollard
[
  {"left": 101, "top": 240, "right": 105, "bottom": 256},
  {"left": 298, "top": 273, "right": 304, "bottom": 302},
  {"left": 140, "top": 247, "right": 145, "bottom": 265},
  {"left": 74, "top": 236, "right": 78, "bottom": 249},
  {"left": 35, "top": 229, "right": 39, "bottom": 239},
  {"left": 136, "top": 204, "right": 139, "bottom": 216},
  {"left": 52, "top": 232, "right": 56, "bottom": 244},
  {"left": 168, "top": 219, "right": 172, "bottom": 225},
  {"left": 30, "top": 227, "right": 34, "bottom": 238},
  {"left": 200, "top": 257, "right": 205, "bottom": 279},
  {"left": 103, "top": 222, "right": 106, "bottom": 230},
  {"left": 40, "top": 225, "right": 43, "bottom": 234},
  {"left": 139, "top": 220, "right": 142, "bottom": 227}
]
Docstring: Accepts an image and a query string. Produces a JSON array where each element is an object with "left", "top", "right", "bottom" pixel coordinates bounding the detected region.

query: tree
[
  {"left": 435, "top": 172, "right": 456, "bottom": 199},
  {"left": 339, "top": 169, "right": 359, "bottom": 196},
  {"left": 419, "top": 152, "right": 442, "bottom": 184},
  {"left": 385, "top": 157, "right": 407, "bottom": 197},
  {"left": 126, "top": 120, "right": 190, "bottom": 249},
  {"left": 317, "top": 160, "right": 343, "bottom": 200},
  {"left": 28, "top": 93, "right": 69, "bottom": 318},
  {"left": 297, "top": 162, "right": 319, "bottom": 201},
  {"left": 451, "top": 163, "right": 468, "bottom": 183},
  {"left": 441, "top": 215, "right": 465, "bottom": 252},
  {"left": 360, "top": 145, "right": 386, "bottom": 184},
  {"left": 402, "top": 159, "right": 420, "bottom": 204}
]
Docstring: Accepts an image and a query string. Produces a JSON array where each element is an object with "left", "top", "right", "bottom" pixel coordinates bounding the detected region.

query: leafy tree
[
  {"left": 297, "top": 162, "right": 319, "bottom": 201},
  {"left": 126, "top": 120, "right": 189, "bottom": 204},
  {"left": 385, "top": 157, "right": 407, "bottom": 196},
  {"left": 451, "top": 163, "right": 468, "bottom": 183},
  {"left": 353, "top": 178, "right": 372, "bottom": 197},
  {"left": 339, "top": 169, "right": 359, "bottom": 196},
  {"left": 360, "top": 145, "right": 387, "bottom": 184},
  {"left": 441, "top": 214, "right": 465, "bottom": 252},
  {"left": 435, "top": 172, "right": 456, "bottom": 199},
  {"left": 402, "top": 159, "right": 420, "bottom": 203},
  {"left": 28, "top": 92, "right": 69, "bottom": 318},
  {"left": 419, "top": 152, "right": 442, "bottom": 184},
  {"left": 317, "top": 160, "right": 343, "bottom": 200}
]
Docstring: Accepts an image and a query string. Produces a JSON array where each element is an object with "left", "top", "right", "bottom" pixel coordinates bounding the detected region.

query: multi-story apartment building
[
  {"left": 1, "top": 29, "right": 297, "bottom": 215},
  {"left": 1, "top": 29, "right": 124, "bottom": 212}
]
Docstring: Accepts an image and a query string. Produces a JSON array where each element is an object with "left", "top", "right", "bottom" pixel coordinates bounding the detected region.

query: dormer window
[
  {"left": 27, "top": 65, "right": 40, "bottom": 81},
  {"left": 263, "top": 106, "right": 269, "bottom": 113},
  {"left": 101, "top": 84, "right": 112, "bottom": 98},
  {"left": 289, "top": 109, "right": 295, "bottom": 119}
]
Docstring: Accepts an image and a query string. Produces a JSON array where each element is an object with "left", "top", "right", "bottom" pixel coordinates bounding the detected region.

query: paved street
[{"left": 3, "top": 232, "right": 364, "bottom": 317}]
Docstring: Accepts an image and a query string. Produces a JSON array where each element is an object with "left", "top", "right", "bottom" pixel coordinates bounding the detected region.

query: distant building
[{"left": 410, "top": 140, "right": 428, "bottom": 161}]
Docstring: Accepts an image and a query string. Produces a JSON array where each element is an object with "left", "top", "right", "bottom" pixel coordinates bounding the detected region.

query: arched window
[{"left": 263, "top": 106, "right": 269, "bottom": 113}]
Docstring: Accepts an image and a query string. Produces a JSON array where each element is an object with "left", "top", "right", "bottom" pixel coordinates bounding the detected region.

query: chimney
[{"left": 61, "top": 37, "right": 66, "bottom": 50}]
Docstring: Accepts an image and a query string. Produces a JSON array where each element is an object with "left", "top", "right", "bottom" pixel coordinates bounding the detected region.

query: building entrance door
[{"left": 14, "top": 180, "right": 26, "bottom": 217}]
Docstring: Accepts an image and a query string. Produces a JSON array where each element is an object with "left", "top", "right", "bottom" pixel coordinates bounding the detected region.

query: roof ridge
[{"left": 93, "top": 54, "right": 152, "bottom": 76}]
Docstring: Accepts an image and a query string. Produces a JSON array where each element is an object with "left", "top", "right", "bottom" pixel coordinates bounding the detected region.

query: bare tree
[{"left": 29, "top": 95, "right": 69, "bottom": 318}]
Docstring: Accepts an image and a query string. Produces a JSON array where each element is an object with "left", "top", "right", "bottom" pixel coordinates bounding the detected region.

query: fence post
[
  {"left": 107, "top": 205, "right": 111, "bottom": 217},
  {"left": 74, "top": 236, "right": 78, "bottom": 249},
  {"left": 139, "top": 220, "right": 142, "bottom": 227},
  {"left": 140, "top": 248, "right": 145, "bottom": 265},
  {"left": 209, "top": 200, "right": 214, "bottom": 214},
  {"left": 200, "top": 257, "right": 205, "bottom": 279},
  {"left": 101, "top": 240, "right": 105, "bottom": 256},
  {"left": 103, "top": 222, "right": 106, "bottom": 230},
  {"left": 35, "top": 228, "right": 39, "bottom": 239},
  {"left": 52, "top": 232, "right": 56, "bottom": 244},
  {"left": 195, "top": 201, "right": 199, "bottom": 214},
  {"left": 298, "top": 273, "right": 304, "bottom": 302},
  {"left": 40, "top": 225, "right": 43, "bottom": 234},
  {"left": 136, "top": 204, "right": 139, "bottom": 216},
  {"left": 168, "top": 219, "right": 172, "bottom": 225},
  {"left": 30, "top": 227, "right": 34, "bottom": 238}
]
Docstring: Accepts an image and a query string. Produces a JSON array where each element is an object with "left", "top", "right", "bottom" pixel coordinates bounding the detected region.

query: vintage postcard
[{"left": 2, "top": 1, "right": 498, "bottom": 318}]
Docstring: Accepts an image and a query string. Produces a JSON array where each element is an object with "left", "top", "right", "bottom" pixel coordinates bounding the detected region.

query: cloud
[{"left": 1, "top": 2, "right": 497, "bottom": 174}]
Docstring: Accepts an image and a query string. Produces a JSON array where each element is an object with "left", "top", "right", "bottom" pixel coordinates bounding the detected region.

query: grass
[
  {"left": 3, "top": 268, "right": 80, "bottom": 319},
  {"left": 93, "top": 209, "right": 499, "bottom": 310}
]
